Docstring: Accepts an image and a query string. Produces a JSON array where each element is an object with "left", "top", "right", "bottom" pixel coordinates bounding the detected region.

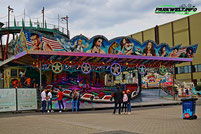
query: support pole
[
  {"left": 13, "top": 33, "right": 15, "bottom": 55},
  {"left": 15, "top": 87, "right": 18, "bottom": 112},
  {"left": 8, "top": 6, "right": 14, "bottom": 28},
  {"left": 4, "top": 32, "right": 9, "bottom": 60},
  {"left": 40, "top": 60, "right": 42, "bottom": 90},
  {"left": 138, "top": 71, "right": 142, "bottom": 92},
  {"left": 0, "top": 35, "right": 3, "bottom": 60},
  {"left": 42, "top": 7, "right": 44, "bottom": 28},
  {"left": 61, "top": 16, "right": 69, "bottom": 37}
]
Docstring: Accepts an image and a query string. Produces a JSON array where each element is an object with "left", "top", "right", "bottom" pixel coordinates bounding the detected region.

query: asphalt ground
[{"left": 0, "top": 104, "right": 201, "bottom": 134}]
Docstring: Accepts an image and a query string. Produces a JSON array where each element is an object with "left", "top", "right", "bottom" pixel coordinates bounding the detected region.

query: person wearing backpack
[
  {"left": 122, "top": 91, "right": 128, "bottom": 114},
  {"left": 72, "top": 90, "right": 79, "bottom": 113}
]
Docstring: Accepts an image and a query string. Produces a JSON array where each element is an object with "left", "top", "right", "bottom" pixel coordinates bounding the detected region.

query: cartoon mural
[{"left": 14, "top": 28, "right": 198, "bottom": 58}]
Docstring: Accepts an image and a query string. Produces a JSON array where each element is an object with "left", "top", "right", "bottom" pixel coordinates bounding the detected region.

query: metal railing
[{"left": 1, "top": 21, "right": 70, "bottom": 37}]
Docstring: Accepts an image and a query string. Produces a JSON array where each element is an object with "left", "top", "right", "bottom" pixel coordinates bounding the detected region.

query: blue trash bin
[{"left": 181, "top": 98, "right": 198, "bottom": 120}]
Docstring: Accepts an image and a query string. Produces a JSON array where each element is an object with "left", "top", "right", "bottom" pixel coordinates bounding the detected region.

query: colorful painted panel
[
  {"left": 14, "top": 28, "right": 198, "bottom": 58},
  {"left": 23, "top": 29, "right": 65, "bottom": 51},
  {"left": 141, "top": 69, "right": 173, "bottom": 88}
]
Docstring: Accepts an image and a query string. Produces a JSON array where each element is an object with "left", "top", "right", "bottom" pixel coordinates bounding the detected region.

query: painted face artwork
[
  {"left": 147, "top": 42, "right": 152, "bottom": 50},
  {"left": 96, "top": 39, "right": 103, "bottom": 48},
  {"left": 31, "top": 35, "right": 40, "bottom": 47},
  {"left": 78, "top": 39, "right": 83, "bottom": 45},
  {"left": 173, "top": 48, "right": 177, "bottom": 53},
  {"left": 162, "top": 47, "right": 166, "bottom": 52},
  {"left": 123, "top": 38, "right": 126, "bottom": 44},
  {"left": 17, "top": 29, "right": 198, "bottom": 57}
]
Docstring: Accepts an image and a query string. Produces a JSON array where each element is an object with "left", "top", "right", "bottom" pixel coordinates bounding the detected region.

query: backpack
[{"left": 123, "top": 94, "right": 128, "bottom": 102}]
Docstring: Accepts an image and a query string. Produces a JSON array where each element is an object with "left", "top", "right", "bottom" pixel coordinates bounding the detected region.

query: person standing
[
  {"left": 122, "top": 91, "right": 128, "bottom": 114},
  {"left": 20, "top": 75, "right": 26, "bottom": 88},
  {"left": 77, "top": 92, "right": 81, "bottom": 112},
  {"left": 185, "top": 88, "right": 189, "bottom": 97},
  {"left": 31, "top": 78, "right": 36, "bottom": 88},
  {"left": 113, "top": 85, "right": 123, "bottom": 115},
  {"left": 127, "top": 89, "right": 132, "bottom": 114},
  {"left": 41, "top": 89, "right": 47, "bottom": 114},
  {"left": 57, "top": 88, "right": 64, "bottom": 112},
  {"left": 47, "top": 90, "right": 54, "bottom": 113},
  {"left": 24, "top": 77, "right": 31, "bottom": 88},
  {"left": 175, "top": 88, "right": 178, "bottom": 101},
  {"left": 72, "top": 90, "right": 79, "bottom": 113}
]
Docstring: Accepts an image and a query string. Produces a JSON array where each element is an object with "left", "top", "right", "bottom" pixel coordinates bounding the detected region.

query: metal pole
[
  {"left": 13, "top": 33, "right": 15, "bottom": 55},
  {"left": 8, "top": 6, "right": 9, "bottom": 28},
  {"left": 4, "top": 32, "right": 9, "bottom": 60},
  {"left": 15, "top": 87, "right": 18, "bottom": 112},
  {"left": 40, "top": 60, "right": 42, "bottom": 90},
  {"left": 42, "top": 7, "right": 44, "bottom": 28},
  {"left": 58, "top": 14, "right": 59, "bottom": 28},
  {"left": 66, "top": 16, "right": 68, "bottom": 36},
  {"left": 0, "top": 35, "right": 3, "bottom": 60},
  {"left": 8, "top": 6, "right": 13, "bottom": 28},
  {"left": 61, "top": 16, "right": 69, "bottom": 37}
]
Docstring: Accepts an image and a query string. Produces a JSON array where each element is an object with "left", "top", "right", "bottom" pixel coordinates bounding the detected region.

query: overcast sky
[{"left": 0, "top": 0, "right": 201, "bottom": 40}]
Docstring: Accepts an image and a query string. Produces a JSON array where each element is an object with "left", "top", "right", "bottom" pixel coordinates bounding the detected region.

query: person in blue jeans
[
  {"left": 47, "top": 90, "right": 54, "bottom": 113},
  {"left": 127, "top": 89, "right": 132, "bottom": 114},
  {"left": 72, "top": 90, "right": 79, "bottom": 112},
  {"left": 77, "top": 92, "right": 81, "bottom": 111},
  {"left": 41, "top": 89, "right": 47, "bottom": 114},
  {"left": 57, "top": 88, "right": 64, "bottom": 113}
]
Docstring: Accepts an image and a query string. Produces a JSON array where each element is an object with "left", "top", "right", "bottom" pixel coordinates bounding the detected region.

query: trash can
[{"left": 181, "top": 98, "right": 198, "bottom": 120}]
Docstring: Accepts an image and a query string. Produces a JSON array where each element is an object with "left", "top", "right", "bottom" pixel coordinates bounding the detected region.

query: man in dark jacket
[
  {"left": 113, "top": 85, "right": 123, "bottom": 114},
  {"left": 127, "top": 89, "right": 132, "bottom": 114}
]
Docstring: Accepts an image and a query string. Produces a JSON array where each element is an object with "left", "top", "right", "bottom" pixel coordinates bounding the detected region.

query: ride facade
[{"left": 0, "top": 22, "right": 198, "bottom": 103}]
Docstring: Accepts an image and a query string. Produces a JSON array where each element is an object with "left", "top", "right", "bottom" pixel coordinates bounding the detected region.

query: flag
[
  {"left": 24, "top": 30, "right": 64, "bottom": 50},
  {"left": 42, "top": 36, "right": 63, "bottom": 50},
  {"left": 177, "top": 48, "right": 186, "bottom": 57},
  {"left": 26, "top": 40, "right": 32, "bottom": 47}
]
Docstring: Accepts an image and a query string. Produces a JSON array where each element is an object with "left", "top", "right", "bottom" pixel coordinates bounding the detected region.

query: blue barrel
[{"left": 181, "top": 98, "right": 198, "bottom": 119}]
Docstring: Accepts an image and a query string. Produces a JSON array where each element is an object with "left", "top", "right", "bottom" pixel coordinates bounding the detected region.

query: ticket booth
[{"left": 4, "top": 67, "right": 26, "bottom": 88}]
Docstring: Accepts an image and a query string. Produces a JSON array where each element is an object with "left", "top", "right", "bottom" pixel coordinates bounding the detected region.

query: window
[
  {"left": 194, "top": 64, "right": 201, "bottom": 72},
  {"left": 184, "top": 66, "right": 191, "bottom": 73},
  {"left": 180, "top": 66, "right": 185, "bottom": 74},
  {"left": 176, "top": 65, "right": 191, "bottom": 74},
  {"left": 198, "top": 64, "right": 201, "bottom": 72},
  {"left": 11, "top": 69, "right": 17, "bottom": 77}
]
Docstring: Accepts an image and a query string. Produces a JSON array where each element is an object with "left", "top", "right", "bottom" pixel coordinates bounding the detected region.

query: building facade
[{"left": 129, "top": 12, "right": 201, "bottom": 85}]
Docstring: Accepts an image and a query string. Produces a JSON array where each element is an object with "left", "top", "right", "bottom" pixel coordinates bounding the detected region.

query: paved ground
[{"left": 0, "top": 104, "right": 201, "bottom": 134}]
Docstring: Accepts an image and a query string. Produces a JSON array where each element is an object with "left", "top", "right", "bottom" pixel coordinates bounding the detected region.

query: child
[{"left": 122, "top": 91, "right": 128, "bottom": 114}]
